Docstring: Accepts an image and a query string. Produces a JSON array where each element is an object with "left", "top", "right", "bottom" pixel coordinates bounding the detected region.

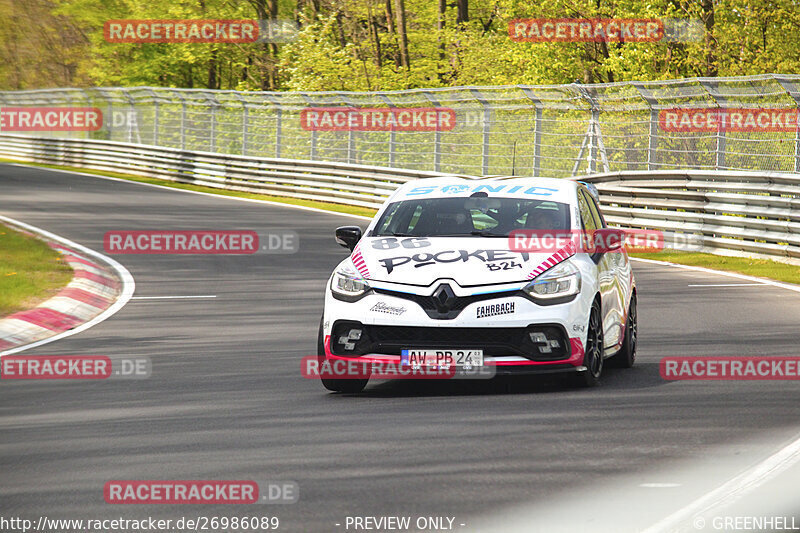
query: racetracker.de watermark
[
  {"left": 508, "top": 229, "right": 703, "bottom": 254},
  {"left": 1, "top": 356, "right": 151, "bottom": 380},
  {"left": 0, "top": 107, "right": 102, "bottom": 132},
  {"left": 508, "top": 18, "right": 703, "bottom": 42},
  {"left": 661, "top": 357, "right": 800, "bottom": 381},
  {"left": 103, "top": 230, "right": 298, "bottom": 255},
  {"left": 302, "top": 356, "right": 496, "bottom": 380},
  {"left": 660, "top": 108, "right": 800, "bottom": 132},
  {"left": 104, "top": 480, "right": 298, "bottom": 504},
  {"left": 104, "top": 19, "right": 298, "bottom": 43},
  {"left": 300, "top": 107, "right": 456, "bottom": 132}
]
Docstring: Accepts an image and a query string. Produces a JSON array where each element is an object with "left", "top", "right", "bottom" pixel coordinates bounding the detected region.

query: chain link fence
[{"left": 2, "top": 74, "right": 800, "bottom": 177}]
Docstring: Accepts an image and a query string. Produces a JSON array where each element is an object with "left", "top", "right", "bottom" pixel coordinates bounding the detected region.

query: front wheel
[
  {"left": 317, "top": 318, "right": 369, "bottom": 393},
  {"left": 609, "top": 293, "right": 637, "bottom": 368},
  {"left": 573, "top": 299, "right": 604, "bottom": 387}
]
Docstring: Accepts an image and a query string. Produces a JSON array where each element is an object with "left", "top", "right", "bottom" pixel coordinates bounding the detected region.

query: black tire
[
  {"left": 609, "top": 293, "right": 637, "bottom": 368},
  {"left": 317, "top": 318, "right": 369, "bottom": 393},
  {"left": 573, "top": 299, "right": 604, "bottom": 387}
]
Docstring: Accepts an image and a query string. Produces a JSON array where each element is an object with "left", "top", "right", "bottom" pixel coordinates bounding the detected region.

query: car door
[
  {"left": 584, "top": 189, "right": 629, "bottom": 350},
  {"left": 577, "top": 189, "right": 619, "bottom": 351}
]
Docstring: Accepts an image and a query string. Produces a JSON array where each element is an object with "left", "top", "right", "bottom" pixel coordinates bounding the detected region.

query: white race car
[{"left": 318, "top": 177, "right": 637, "bottom": 393}]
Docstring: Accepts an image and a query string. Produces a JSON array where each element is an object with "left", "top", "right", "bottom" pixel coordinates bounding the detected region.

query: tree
[{"left": 394, "top": 0, "right": 410, "bottom": 69}]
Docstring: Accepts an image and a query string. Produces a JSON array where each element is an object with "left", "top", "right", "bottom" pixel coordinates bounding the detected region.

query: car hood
[{"left": 354, "top": 237, "right": 562, "bottom": 287}]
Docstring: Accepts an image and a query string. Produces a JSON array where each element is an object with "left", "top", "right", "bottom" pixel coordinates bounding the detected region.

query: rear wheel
[
  {"left": 610, "top": 293, "right": 637, "bottom": 368},
  {"left": 573, "top": 299, "right": 604, "bottom": 387},
  {"left": 317, "top": 318, "right": 369, "bottom": 393}
]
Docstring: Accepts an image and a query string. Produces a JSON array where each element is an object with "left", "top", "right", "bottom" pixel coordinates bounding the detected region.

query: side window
[
  {"left": 577, "top": 191, "right": 597, "bottom": 231},
  {"left": 584, "top": 190, "right": 606, "bottom": 229}
]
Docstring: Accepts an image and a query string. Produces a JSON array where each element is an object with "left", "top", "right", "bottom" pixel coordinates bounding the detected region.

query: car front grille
[{"left": 330, "top": 322, "right": 571, "bottom": 361}]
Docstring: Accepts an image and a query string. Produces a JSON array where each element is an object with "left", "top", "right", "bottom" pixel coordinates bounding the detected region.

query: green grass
[
  {"left": 0, "top": 158, "right": 378, "bottom": 219},
  {"left": 0, "top": 224, "right": 73, "bottom": 316},
  {"left": 630, "top": 251, "right": 800, "bottom": 285}
]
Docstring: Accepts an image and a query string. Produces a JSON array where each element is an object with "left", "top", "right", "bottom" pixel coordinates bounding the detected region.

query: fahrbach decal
[{"left": 476, "top": 302, "right": 515, "bottom": 319}]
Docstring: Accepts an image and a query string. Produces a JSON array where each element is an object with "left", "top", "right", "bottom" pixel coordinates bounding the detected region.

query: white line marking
[
  {"left": 131, "top": 295, "right": 216, "bottom": 300},
  {"left": 2, "top": 162, "right": 373, "bottom": 220},
  {"left": 641, "top": 430, "right": 800, "bottom": 533},
  {"left": 687, "top": 283, "right": 764, "bottom": 287},
  {"left": 630, "top": 257, "right": 800, "bottom": 293},
  {"left": 0, "top": 215, "right": 136, "bottom": 356},
  {"left": 631, "top": 256, "right": 800, "bottom": 531}
]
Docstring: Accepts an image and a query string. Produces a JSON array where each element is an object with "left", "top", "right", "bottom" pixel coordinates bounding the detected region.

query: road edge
[{"left": 0, "top": 214, "right": 136, "bottom": 356}]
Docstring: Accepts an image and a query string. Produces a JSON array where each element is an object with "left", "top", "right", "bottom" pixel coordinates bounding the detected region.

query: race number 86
[{"left": 372, "top": 237, "right": 430, "bottom": 250}]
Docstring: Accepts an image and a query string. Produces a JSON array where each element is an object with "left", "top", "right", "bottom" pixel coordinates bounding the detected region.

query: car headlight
[
  {"left": 523, "top": 259, "right": 581, "bottom": 300},
  {"left": 330, "top": 262, "right": 371, "bottom": 301}
]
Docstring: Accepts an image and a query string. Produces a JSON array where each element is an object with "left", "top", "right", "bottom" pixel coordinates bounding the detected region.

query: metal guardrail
[
  {"left": 1, "top": 134, "right": 797, "bottom": 259},
  {"left": 0, "top": 134, "right": 466, "bottom": 209},
  {"left": 3, "top": 74, "right": 800, "bottom": 177},
  {"left": 582, "top": 170, "right": 800, "bottom": 259}
]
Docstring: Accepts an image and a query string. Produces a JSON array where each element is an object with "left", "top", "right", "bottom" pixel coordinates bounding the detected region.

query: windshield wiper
[{"left": 469, "top": 230, "right": 508, "bottom": 237}]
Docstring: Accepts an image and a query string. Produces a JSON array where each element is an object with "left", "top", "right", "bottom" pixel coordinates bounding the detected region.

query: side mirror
[
  {"left": 335, "top": 226, "right": 362, "bottom": 251},
  {"left": 594, "top": 228, "right": 625, "bottom": 252}
]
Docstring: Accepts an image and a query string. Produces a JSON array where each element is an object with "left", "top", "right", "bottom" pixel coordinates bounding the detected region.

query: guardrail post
[
  {"left": 337, "top": 93, "right": 357, "bottom": 164},
  {"left": 519, "top": 87, "right": 543, "bottom": 177},
  {"left": 148, "top": 89, "right": 160, "bottom": 146},
  {"left": 589, "top": 108, "right": 598, "bottom": 174},
  {"left": 154, "top": 100, "right": 160, "bottom": 146},
  {"left": 82, "top": 89, "right": 93, "bottom": 140},
  {"left": 469, "top": 89, "right": 491, "bottom": 175},
  {"left": 378, "top": 94, "right": 396, "bottom": 167},
  {"left": 178, "top": 93, "right": 187, "bottom": 151},
  {"left": 124, "top": 90, "right": 136, "bottom": 144},
  {"left": 243, "top": 103, "right": 249, "bottom": 155},
  {"left": 424, "top": 92, "right": 444, "bottom": 172},
  {"left": 534, "top": 107, "right": 543, "bottom": 176},
  {"left": 300, "top": 94, "right": 317, "bottom": 160},
  {"left": 232, "top": 91, "right": 249, "bottom": 155},
  {"left": 775, "top": 76, "right": 800, "bottom": 173},
  {"left": 263, "top": 93, "right": 282, "bottom": 158},
  {"left": 634, "top": 83, "right": 659, "bottom": 171},
  {"left": 64, "top": 92, "right": 72, "bottom": 139},
  {"left": 701, "top": 81, "right": 726, "bottom": 170},
  {"left": 98, "top": 89, "right": 113, "bottom": 141},
  {"left": 234, "top": 93, "right": 248, "bottom": 156},
  {"left": 274, "top": 102, "right": 282, "bottom": 159},
  {"left": 647, "top": 109, "right": 658, "bottom": 170},
  {"left": 209, "top": 94, "right": 217, "bottom": 153},
  {"left": 574, "top": 83, "right": 608, "bottom": 174}
]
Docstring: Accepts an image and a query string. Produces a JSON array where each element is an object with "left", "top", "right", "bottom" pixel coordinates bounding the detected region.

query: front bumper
[{"left": 323, "top": 285, "right": 591, "bottom": 374}]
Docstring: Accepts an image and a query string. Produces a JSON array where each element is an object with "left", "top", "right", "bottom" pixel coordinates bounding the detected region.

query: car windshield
[{"left": 371, "top": 196, "right": 571, "bottom": 237}]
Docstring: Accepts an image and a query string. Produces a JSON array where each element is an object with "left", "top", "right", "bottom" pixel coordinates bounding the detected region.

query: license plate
[{"left": 401, "top": 350, "right": 484, "bottom": 367}]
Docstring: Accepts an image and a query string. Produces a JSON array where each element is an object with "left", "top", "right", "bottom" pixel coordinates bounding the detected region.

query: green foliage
[{"left": 1, "top": 0, "right": 799, "bottom": 91}]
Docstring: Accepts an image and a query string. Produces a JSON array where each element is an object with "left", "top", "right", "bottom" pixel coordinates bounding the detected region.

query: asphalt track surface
[{"left": 1, "top": 163, "right": 800, "bottom": 532}]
